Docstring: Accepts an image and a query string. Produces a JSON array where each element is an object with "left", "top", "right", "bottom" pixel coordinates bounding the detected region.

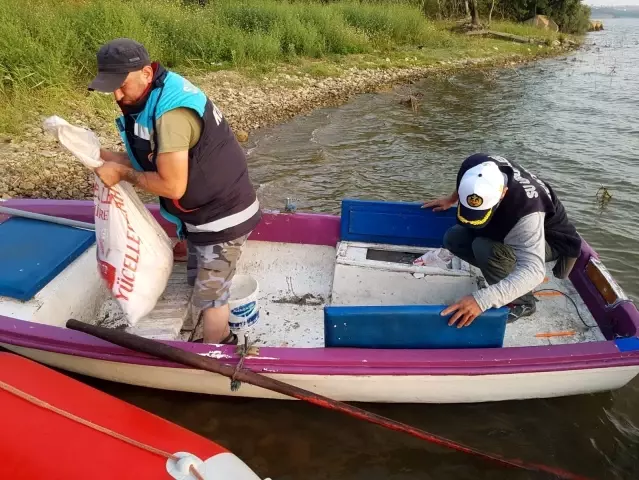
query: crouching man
[{"left": 424, "top": 153, "right": 581, "bottom": 327}]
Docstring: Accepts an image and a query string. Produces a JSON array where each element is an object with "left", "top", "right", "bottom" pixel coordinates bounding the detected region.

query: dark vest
[
  {"left": 457, "top": 154, "right": 582, "bottom": 258},
  {"left": 117, "top": 65, "right": 261, "bottom": 245}
]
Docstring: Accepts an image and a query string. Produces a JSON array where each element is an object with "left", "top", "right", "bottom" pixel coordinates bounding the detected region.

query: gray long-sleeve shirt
[{"left": 472, "top": 212, "right": 547, "bottom": 311}]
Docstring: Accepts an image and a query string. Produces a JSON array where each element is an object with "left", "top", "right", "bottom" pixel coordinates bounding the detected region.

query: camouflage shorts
[{"left": 187, "top": 234, "right": 250, "bottom": 315}]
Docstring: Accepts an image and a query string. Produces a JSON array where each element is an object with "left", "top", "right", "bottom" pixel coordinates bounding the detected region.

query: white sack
[{"left": 43, "top": 115, "right": 173, "bottom": 326}]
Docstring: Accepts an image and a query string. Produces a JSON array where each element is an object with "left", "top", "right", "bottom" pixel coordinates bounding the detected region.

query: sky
[{"left": 585, "top": 0, "right": 639, "bottom": 5}]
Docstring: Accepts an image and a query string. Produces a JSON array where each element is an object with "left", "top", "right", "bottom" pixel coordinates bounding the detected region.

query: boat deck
[
  {"left": 229, "top": 241, "right": 605, "bottom": 348},
  {"left": 1, "top": 233, "right": 605, "bottom": 349},
  {"left": 107, "top": 239, "right": 606, "bottom": 348}
]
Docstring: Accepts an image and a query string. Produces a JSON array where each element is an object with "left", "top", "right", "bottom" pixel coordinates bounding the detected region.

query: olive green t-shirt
[{"left": 152, "top": 107, "right": 202, "bottom": 154}]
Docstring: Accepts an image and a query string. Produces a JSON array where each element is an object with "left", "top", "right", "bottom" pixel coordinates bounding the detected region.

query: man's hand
[
  {"left": 422, "top": 192, "right": 458, "bottom": 212},
  {"left": 441, "top": 295, "right": 483, "bottom": 328},
  {"left": 99, "top": 149, "right": 131, "bottom": 167},
  {"left": 95, "top": 161, "right": 126, "bottom": 188}
]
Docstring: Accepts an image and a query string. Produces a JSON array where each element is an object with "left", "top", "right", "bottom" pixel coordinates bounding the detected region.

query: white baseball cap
[{"left": 457, "top": 161, "right": 506, "bottom": 227}]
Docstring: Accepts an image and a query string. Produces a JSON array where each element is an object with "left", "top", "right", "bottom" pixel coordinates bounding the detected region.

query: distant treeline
[
  {"left": 189, "top": 1, "right": 591, "bottom": 34},
  {"left": 590, "top": 6, "right": 639, "bottom": 19},
  {"left": 421, "top": 0, "right": 591, "bottom": 33}
]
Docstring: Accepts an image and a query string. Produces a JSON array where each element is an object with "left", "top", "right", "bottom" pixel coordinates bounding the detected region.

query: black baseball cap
[{"left": 88, "top": 38, "right": 151, "bottom": 92}]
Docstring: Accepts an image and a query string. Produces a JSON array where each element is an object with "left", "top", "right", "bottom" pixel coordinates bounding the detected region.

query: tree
[
  {"left": 469, "top": 0, "right": 480, "bottom": 25},
  {"left": 488, "top": 0, "right": 496, "bottom": 24}
]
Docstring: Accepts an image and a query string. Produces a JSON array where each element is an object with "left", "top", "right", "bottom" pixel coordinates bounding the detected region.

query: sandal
[{"left": 191, "top": 332, "right": 238, "bottom": 345}]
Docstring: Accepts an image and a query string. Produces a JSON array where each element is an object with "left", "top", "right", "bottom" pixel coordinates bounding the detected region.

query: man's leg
[
  {"left": 443, "top": 225, "right": 477, "bottom": 266},
  {"left": 471, "top": 238, "right": 558, "bottom": 321},
  {"left": 190, "top": 234, "right": 249, "bottom": 344},
  {"left": 470, "top": 237, "right": 536, "bottom": 321},
  {"left": 552, "top": 253, "right": 576, "bottom": 279},
  {"left": 186, "top": 241, "right": 196, "bottom": 276},
  {"left": 182, "top": 240, "right": 199, "bottom": 331},
  {"left": 202, "top": 304, "right": 232, "bottom": 344},
  {"left": 470, "top": 237, "right": 535, "bottom": 301}
]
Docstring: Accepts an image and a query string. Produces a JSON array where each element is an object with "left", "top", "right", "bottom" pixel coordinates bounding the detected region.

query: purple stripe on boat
[
  {"left": 3, "top": 199, "right": 341, "bottom": 246},
  {"left": 2, "top": 316, "right": 639, "bottom": 376}
]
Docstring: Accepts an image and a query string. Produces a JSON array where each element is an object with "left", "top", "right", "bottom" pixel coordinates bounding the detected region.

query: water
[{"left": 88, "top": 19, "right": 639, "bottom": 479}]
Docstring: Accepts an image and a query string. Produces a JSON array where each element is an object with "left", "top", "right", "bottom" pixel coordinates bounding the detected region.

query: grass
[{"left": 0, "top": 0, "right": 575, "bottom": 137}]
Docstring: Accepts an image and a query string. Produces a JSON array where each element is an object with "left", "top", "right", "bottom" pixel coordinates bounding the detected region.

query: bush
[
  {"left": 0, "top": 0, "right": 441, "bottom": 133},
  {"left": 0, "top": 0, "right": 437, "bottom": 88}
]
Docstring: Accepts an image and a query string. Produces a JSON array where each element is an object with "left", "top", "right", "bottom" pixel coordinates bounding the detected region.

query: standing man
[
  {"left": 424, "top": 153, "right": 582, "bottom": 327},
  {"left": 90, "top": 38, "right": 261, "bottom": 345}
]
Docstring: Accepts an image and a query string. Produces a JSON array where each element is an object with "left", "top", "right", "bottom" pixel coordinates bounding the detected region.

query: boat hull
[
  {"left": 0, "top": 352, "right": 261, "bottom": 479},
  {"left": 4, "top": 344, "right": 639, "bottom": 403}
]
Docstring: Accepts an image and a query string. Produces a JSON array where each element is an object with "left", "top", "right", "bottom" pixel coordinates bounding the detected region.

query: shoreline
[{"left": 0, "top": 44, "right": 579, "bottom": 201}]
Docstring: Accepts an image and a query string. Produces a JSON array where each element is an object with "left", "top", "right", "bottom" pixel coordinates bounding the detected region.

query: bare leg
[
  {"left": 189, "top": 233, "right": 250, "bottom": 344},
  {"left": 202, "top": 305, "right": 232, "bottom": 343}
]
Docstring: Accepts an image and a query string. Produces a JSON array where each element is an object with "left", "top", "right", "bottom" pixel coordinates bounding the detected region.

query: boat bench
[
  {"left": 325, "top": 199, "right": 508, "bottom": 349},
  {"left": 0, "top": 216, "right": 95, "bottom": 301},
  {"left": 0, "top": 215, "right": 192, "bottom": 340},
  {"left": 96, "top": 262, "right": 193, "bottom": 341},
  {"left": 125, "top": 262, "right": 193, "bottom": 340}
]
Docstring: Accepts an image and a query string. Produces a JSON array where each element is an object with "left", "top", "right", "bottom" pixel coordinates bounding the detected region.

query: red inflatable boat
[{"left": 0, "top": 352, "right": 264, "bottom": 479}]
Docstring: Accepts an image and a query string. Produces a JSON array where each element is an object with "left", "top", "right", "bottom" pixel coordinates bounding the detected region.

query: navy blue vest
[{"left": 457, "top": 154, "right": 582, "bottom": 258}]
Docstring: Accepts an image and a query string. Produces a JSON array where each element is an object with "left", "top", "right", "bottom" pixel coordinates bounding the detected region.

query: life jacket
[
  {"left": 456, "top": 153, "right": 582, "bottom": 258},
  {"left": 115, "top": 64, "right": 261, "bottom": 244}
]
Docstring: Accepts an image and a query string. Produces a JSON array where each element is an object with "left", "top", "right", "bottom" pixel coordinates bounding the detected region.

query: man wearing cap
[
  {"left": 424, "top": 153, "right": 582, "bottom": 327},
  {"left": 90, "top": 38, "right": 261, "bottom": 345}
]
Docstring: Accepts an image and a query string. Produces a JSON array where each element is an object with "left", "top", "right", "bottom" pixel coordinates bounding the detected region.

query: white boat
[{"left": 1, "top": 198, "right": 638, "bottom": 403}]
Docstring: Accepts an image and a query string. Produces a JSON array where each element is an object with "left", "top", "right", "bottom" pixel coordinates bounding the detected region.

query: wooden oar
[{"left": 66, "top": 319, "right": 590, "bottom": 480}]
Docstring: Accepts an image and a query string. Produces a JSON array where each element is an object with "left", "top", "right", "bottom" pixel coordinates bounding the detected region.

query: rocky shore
[{"left": 0, "top": 48, "right": 574, "bottom": 201}]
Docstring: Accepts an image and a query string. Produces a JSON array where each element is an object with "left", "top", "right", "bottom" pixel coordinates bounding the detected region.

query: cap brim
[
  {"left": 457, "top": 204, "right": 495, "bottom": 228},
  {"left": 88, "top": 71, "right": 128, "bottom": 92}
]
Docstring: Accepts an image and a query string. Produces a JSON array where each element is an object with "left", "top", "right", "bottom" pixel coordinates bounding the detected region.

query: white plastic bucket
[{"left": 228, "top": 274, "right": 260, "bottom": 334}]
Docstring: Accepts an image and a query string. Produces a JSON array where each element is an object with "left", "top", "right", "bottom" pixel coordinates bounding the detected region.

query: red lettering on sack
[
  {"left": 95, "top": 205, "right": 109, "bottom": 221},
  {"left": 115, "top": 280, "right": 133, "bottom": 301},
  {"left": 94, "top": 180, "right": 114, "bottom": 205},
  {"left": 124, "top": 252, "right": 139, "bottom": 266},
  {"left": 121, "top": 269, "right": 135, "bottom": 283},
  {"left": 98, "top": 261, "right": 116, "bottom": 290},
  {"left": 99, "top": 185, "right": 143, "bottom": 302}
]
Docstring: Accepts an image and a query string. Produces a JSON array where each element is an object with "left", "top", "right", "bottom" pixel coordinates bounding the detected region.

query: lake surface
[{"left": 89, "top": 18, "right": 639, "bottom": 480}]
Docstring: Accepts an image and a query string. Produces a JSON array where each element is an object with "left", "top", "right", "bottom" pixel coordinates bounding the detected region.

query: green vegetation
[
  {"left": 488, "top": 21, "right": 562, "bottom": 41},
  {"left": 417, "top": 0, "right": 591, "bottom": 34},
  {"left": 0, "top": 0, "right": 571, "bottom": 136}
]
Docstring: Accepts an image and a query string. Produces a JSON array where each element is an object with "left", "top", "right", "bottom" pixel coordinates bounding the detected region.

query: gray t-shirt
[{"left": 472, "top": 212, "right": 547, "bottom": 311}]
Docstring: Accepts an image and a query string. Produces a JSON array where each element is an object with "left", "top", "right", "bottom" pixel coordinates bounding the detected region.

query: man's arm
[
  {"left": 472, "top": 212, "right": 547, "bottom": 311},
  {"left": 96, "top": 108, "right": 198, "bottom": 199},
  {"left": 422, "top": 190, "right": 459, "bottom": 211},
  {"left": 95, "top": 151, "right": 188, "bottom": 200},
  {"left": 100, "top": 149, "right": 131, "bottom": 167}
]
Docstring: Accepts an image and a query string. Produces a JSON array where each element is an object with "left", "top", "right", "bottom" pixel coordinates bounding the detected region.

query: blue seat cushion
[
  {"left": 340, "top": 199, "right": 457, "bottom": 248},
  {"left": 0, "top": 217, "right": 95, "bottom": 301},
  {"left": 324, "top": 304, "right": 508, "bottom": 349}
]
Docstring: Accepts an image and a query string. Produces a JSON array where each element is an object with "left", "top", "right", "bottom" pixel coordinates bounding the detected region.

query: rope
[
  {"left": 231, "top": 333, "right": 256, "bottom": 392},
  {"left": 0, "top": 380, "right": 205, "bottom": 480},
  {"left": 230, "top": 355, "right": 246, "bottom": 392}
]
